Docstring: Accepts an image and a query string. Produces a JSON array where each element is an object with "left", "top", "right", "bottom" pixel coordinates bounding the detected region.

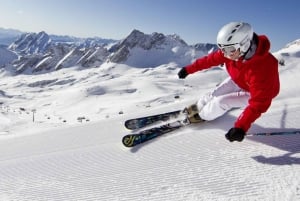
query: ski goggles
[{"left": 218, "top": 43, "right": 240, "bottom": 55}]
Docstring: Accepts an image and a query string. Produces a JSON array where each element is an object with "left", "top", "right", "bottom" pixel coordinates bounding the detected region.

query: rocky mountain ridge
[{"left": 0, "top": 29, "right": 217, "bottom": 74}]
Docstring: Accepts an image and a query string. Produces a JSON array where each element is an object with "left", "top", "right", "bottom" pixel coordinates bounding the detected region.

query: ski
[
  {"left": 122, "top": 120, "right": 186, "bottom": 147},
  {"left": 124, "top": 110, "right": 182, "bottom": 130},
  {"left": 122, "top": 126, "right": 300, "bottom": 147}
]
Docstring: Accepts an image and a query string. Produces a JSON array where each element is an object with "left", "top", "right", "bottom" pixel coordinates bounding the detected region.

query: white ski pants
[{"left": 197, "top": 77, "right": 250, "bottom": 121}]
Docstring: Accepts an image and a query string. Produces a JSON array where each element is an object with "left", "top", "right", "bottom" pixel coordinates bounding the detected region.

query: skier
[{"left": 177, "top": 22, "right": 280, "bottom": 142}]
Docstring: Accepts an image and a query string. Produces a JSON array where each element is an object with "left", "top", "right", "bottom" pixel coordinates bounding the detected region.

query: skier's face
[
  {"left": 226, "top": 48, "right": 240, "bottom": 60},
  {"left": 218, "top": 43, "right": 241, "bottom": 60}
]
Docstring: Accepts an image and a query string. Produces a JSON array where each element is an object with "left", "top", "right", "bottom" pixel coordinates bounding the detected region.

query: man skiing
[{"left": 177, "top": 22, "right": 280, "bottom": 142}]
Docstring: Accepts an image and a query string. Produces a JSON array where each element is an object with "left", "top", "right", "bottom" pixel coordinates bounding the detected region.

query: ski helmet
[{"left": 217, "top": 22, "right": 253, "bottom": 55}]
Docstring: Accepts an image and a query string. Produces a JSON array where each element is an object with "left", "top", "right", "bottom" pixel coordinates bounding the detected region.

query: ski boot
[{"left": 183, "top": 103, "right": 205, "bottom": 124}]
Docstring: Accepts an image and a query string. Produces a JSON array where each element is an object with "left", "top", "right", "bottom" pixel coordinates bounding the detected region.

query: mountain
[
  {"left": 50, "top": 35, "right": 116, "bottom": 47},
  {"left": 0, "top": 45, "right": 18, "bottom": 67},
  {"left": 272, "top": 39, "right": 300, "bottom": 66},
  {"left": 109, "top": 29, "right": 217, "bottom": 67},
  {"left": 4, "top": 31, "right": 112, "bottom": 74},
  {"left": 0, "top": 27, "right": 23, "bottom": 45},
  {"left": 0, "top": 29, "right": 217, "bottom": 74},
  {"left": 9, "top": 31, "right": 51, "bottom": 54}
]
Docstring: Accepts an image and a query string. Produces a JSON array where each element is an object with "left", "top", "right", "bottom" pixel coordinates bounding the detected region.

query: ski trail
[{"left": 0, "top": 115, "right": 299, "bottom": 201}]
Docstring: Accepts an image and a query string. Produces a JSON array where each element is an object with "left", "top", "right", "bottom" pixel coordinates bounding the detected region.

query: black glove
[
  {"left": 225, "top": 127, "right": 245, "bottom": 142},
  {"left": 178, "top": 68, "right": 188, "bottom": 79}
]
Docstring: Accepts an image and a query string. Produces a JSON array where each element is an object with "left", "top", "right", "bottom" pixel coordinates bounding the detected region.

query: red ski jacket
[{"left": 185, "top": 35, "right": 280, "bottom": 132}]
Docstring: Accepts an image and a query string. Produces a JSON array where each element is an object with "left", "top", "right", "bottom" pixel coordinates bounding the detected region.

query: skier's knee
[{"left": 215, "top": 96, "right": 231, "bottom": 111}]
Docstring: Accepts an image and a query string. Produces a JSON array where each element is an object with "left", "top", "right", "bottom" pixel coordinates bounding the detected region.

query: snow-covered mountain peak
[
  {"left": 8, "top": 31, "right": 51, "bottom": 55},
  {"left": 273, "top": 39, "right": 300, "bottom": 65},
  {"left": 167, "top": 33, "right": 187, "bottom": 45},
  {"left": 0, "top": 29, "right": 214, "bottom": 73},
  {"left": 108, "top": 29, "right": 216, "bottom": 67},
  {"left": 121, "top": 29, "right": 187, "bottom": 49},
  {"left": 285, "top": 39, "right": 300, "bottom": 49},
  {"left": 116, "top": 29, "right": 166, "bottom": 50}
]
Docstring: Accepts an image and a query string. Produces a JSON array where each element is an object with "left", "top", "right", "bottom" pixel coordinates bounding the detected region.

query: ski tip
[
  {"left": 122, "top": 135, "right": 139, "bottom": 147},
  {"left": 124, "top": 120, "right": 139, "bottom": 130},
  {"left": 124, "top": 110, "right": 183, "bottom": 130}
]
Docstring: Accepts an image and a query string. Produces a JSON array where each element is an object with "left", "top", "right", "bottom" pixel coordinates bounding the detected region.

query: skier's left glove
[
  {"left": 178, "top": 67, "right": 188, "bottom": 79},
  {"left": 225, "top": 127, "right": 245, "bottom": 142}
]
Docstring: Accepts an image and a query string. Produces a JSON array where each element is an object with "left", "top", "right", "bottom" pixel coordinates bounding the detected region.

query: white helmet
[{"left": 217, "top": 22, "right": 253, "bottom": 54}]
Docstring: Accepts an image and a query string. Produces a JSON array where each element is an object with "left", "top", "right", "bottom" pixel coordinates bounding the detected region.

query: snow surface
[{"left": 0, "top": 41, "right": 300, "bottom": 200}]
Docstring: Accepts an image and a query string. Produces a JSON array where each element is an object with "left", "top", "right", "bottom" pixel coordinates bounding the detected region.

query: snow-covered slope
[{"left": 0, "top": 40, "right": 299, "bottom": 200}]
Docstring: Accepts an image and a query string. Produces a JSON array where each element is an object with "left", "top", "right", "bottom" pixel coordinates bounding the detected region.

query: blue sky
[{"left": 0, "top": 0, "right": 299, "bottom": 51}]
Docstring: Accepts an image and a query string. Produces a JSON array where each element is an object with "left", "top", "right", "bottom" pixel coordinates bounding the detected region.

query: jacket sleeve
[
  {"left": 185, "top": 50, "right": 226, "bottom": 74},
  {"left": 234, "top": 57, "right": 280, "bottom": 131}
]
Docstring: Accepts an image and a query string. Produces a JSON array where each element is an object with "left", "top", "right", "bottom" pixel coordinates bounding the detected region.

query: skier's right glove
[
  {"left": 178, "top": 67, "right": 188, "bottom": 79},
  {"left": 225, "top": 127, "right": 245, "bottom": 142}
]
